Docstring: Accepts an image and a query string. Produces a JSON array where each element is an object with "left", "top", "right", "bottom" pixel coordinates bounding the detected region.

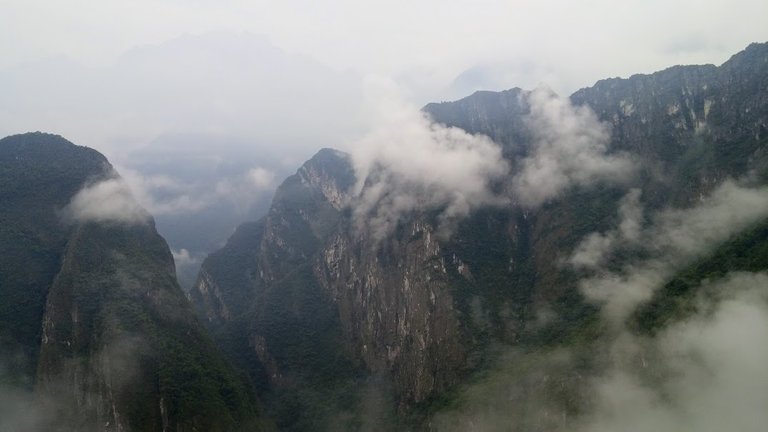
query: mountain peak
[{"left": 0, "top": 133, "right": 263, "bottom": 431}]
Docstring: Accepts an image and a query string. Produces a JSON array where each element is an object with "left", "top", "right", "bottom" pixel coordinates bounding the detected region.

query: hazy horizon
[{"left": 3, "top": 0, "right": 767, "bottom": 162}]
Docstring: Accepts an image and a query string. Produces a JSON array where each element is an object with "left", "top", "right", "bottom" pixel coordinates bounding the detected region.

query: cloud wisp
[
  {"left": 571, "top": 182, "right": 768, "bottom": 431},
  {"left": 512, "top": 87, "right": 635, "bottom": 208},
  {"left": 349, "top": 77, "right": 510, "bottom": 240},
  {"left": 63, "top": 175, "right": 150, "bottom": 225},
  {"left": 348, "top": 83, "right": 639, "bottom": 240},
  {"left": 432, "top": 178, "right": 768, "bottom": 431},
  {"left": 570, "top": 188, "right": 644, "bottom": 270},
  {"left": 578, "top": 180, "right": 768, "bottom": 323},
  {"left": 583, "top": 273, "right": 768, "bottom": 432}
]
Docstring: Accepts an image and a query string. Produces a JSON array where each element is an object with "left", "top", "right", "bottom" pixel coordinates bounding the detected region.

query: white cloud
[
  {"left": 584, "top": 273, "right": 768, "bottom": 432},
  {"left": 512, "top": 87, "right": 635, "bottom": 208},
  {"left": 63, "top": 177, "right": 150, "bottom": 225},
  {"left": 431, "top": 272, "right": 768, "bottom": 432},
  {"left": 349, "top": 76, "right": 510, "bottom": 240},
  {"left": 171, "top": 248, "right": 199, "bottom": 269},
  {"left": 1, "top": 3, "right": 763, "bottom": 169},
  {"left": 581, "top": 180, "right": 768, "bottom": 323},
  {"left": 347, "top": 82, "right": 644, "bottom": 240},
  {"left": 246, "top": 167, "right": 275, "bottom": 190}
]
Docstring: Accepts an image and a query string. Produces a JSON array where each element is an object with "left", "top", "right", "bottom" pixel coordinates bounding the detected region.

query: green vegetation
[{"left": 0, "top": 132, "right": 108, "bottom": 384}]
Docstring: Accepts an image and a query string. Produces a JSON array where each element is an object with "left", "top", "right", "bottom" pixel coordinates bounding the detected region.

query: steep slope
[
  {"left": 0, "top": 133, "right": 264, "bottom": 431},
  {"left": 192, "top": 149, "right": 366, "bottom": 431},
  {"left": 193, "top": 42, "right": 768, "bottom": 430},
  {"left": 1, "top": 132, "right": 110, "bottom": 384}
]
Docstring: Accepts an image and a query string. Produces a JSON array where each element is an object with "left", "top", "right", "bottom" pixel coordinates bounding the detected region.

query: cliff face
[
  {"left": 192, "top": 43, "right": 768, "bottom": 430},
  {"left": 0, "top": 133, "right": 263, "bottom": 431},
  {"left": 314, "top": 216, "right": 467, "bottom": 407}
]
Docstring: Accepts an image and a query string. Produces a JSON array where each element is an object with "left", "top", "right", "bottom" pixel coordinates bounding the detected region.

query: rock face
[
  {"left": 192, "top": 43, "right": 768, "bottom": 430},
  {"left": 314, "top": 217, "right": 467, "bottom": 407},
  {"left": 0, "top": 133, "right": 263, "bottom": 431}
]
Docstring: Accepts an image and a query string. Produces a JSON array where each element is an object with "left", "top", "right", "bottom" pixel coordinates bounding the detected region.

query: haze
[
  {"left": 2, "top": 0, "right": 767, "bottom": 286},
  {"left": 2, "top": 0, "right": 767, "bottom": 154}
]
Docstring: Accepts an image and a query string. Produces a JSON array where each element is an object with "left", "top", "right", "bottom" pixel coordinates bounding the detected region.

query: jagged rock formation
[
  {"left": 0, "top": 132, "right": 264, "bottom": 431},
  {"left": 192, "top": 43, "right": 768, "bottom": 430}
]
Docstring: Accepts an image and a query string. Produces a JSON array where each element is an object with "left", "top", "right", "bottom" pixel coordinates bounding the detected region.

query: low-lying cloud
[
  {"left": 63, "top": 176, "right": 150, "bottom": 225},
  {"left": 1, "top": 334, "right": 145, "bottom": 432},
  {"left": 348, "top": 83, "right": 638, "bottom": 241},
  {"left": 584, "top": 273, "right": 768, "bottom": 432},
  {"left": 350, "top": 77, "right": 510, "bottom": 240},
  {"left": 579, "top": 180, "right": 768, "bottom": 323},
  {"left": 432, "top": 178, "right": 768, "bottom": 431},
  {"left": 512, "top": 87, "right": 635, "bottom": 208},
  {"left": 432, "top": 277, "right": 768, "bottom": 432}
]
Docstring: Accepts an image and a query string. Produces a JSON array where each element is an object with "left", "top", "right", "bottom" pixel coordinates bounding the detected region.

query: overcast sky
[{"left": 1, "top": 0, "right": 767, "bottom": 161}]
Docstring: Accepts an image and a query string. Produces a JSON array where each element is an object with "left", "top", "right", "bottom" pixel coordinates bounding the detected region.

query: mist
[
  {"left": 579, "top": 180, "right": 768, "bottom": 323},
  {"left": 0, "top": 32, "right": 365, "bottom": 161},
  {"left": 349, "top": 77, "right": 510, "bottom": 240},
  {"left": 63, "top": 175, "right": 150, "bottom": 225},
  {"left": 582, "top": 273, "right": 768, "bottom": 432},
  {"left": 1, "top": 5, "right": 766, "bottom": 432},
  {"left": 0, "top": 31, "right": 367, "bottom": 284},
  {"left": 0, "top": 335, "right": 145, "bottom": 432},
  {"left": 513, "top": 87, "right": 635, "bottom": 208},
  {"left": 431, "top": 176, "right": 768, "bottom": 431},
  {"left": 348, "top": 84, "right": 637, "bottom": 240}
]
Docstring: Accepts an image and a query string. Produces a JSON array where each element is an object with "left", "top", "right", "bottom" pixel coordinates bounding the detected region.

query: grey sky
[
  {"left": 3, "top": 1, "right": 767, "bottom": 85},
  {"left": 1, "top": 0, "right": 767, "bottom": 253},
  {"left": 2, "top": 0, "right": 767, "bottom": 156}
]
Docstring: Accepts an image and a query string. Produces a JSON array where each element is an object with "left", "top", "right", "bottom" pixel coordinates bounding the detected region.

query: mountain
[
  {"left": 191, "top": 43, "right": 768, "bottom": 430},
  {"left": 190, "top": 149, "right": 367, "bottom": 430},
  {"left": 0, "top": 132, "right": 266, "bottom": 431}
]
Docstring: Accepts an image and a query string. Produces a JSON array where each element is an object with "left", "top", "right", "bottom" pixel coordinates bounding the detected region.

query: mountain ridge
[{"left": 192, "top": 42, "right": 768, "bottom": 430}]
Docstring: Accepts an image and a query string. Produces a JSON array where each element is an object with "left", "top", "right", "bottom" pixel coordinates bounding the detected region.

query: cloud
[
  {"left": 349, "top": 76, "right": 510, "bottom": 240},
  {"left": 431, "top": 274, "right": 768, "bottom": 432},
  {"left": 580, "top": 180, "right": 768, "bottom": 323},
  {"left": 573, "top": 183, "right": 768, "bottom": 430},
  {"left": 430, "top": 346, "right": 583, "bottom": 432},
  {"left": 172, "top": 248, "right": 200, "bottom": 268},
  {"left": 430, "top": 178, "right": 768, "bottom": 431},
  {"left": 512, "top": 87, "right": 635, "bottom": 208},
  {"left": 118, "top": 164, "right": 275, "bottom": 217},
  {"left": 347, "top": 83, "right": 640, "bottom": 240},
  {"left": 246, "top": 167, "right": 275, "bottom": 190},
  {"left": 1, "top": 335, "right": 145, "bottom": 432},
  {"left": 213, "top": 168, "right": 276, "bottom": 214},
  {"left": 63, "top": 176, "right": 150, "bottom": 225},
  {"left": 570, "top": 188, "right": 643, "bottom": 269},
  {"left": 583, "top": 273, "right": 768, "bottom": 432}
]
